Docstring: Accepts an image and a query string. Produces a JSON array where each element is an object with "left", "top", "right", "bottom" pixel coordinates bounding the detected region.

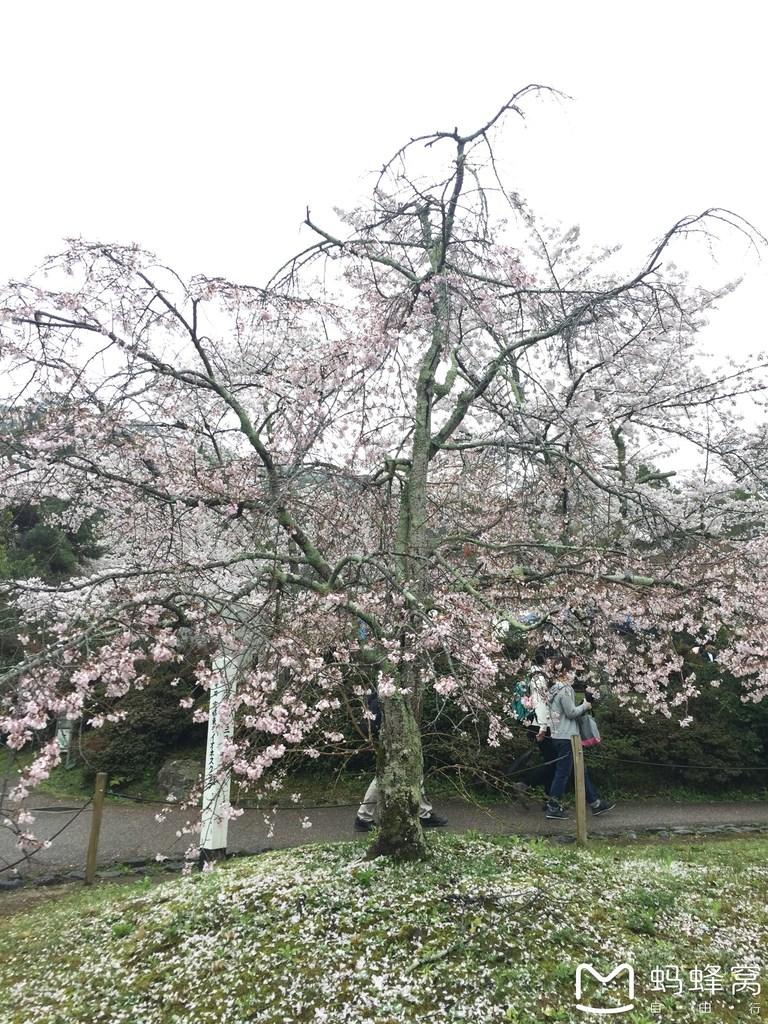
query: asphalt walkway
[{"left": 2, "top": 793, "right": 767, "bottom": 879}]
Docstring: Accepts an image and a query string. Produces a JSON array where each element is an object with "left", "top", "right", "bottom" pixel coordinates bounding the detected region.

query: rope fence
[
  {"left": 1, "top": 749, "right": 766, "bottom": 879},
  {"left": 0, "top": 799, "right": 92, "bottom": 876},
  {"left": 589, "top": 755, "right": 768, "bottom": 772},
  {"left": 5, "top": 748, "right": 766, "bottom": 817}
]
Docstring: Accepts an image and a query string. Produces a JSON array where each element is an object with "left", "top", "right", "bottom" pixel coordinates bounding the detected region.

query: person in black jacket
[{"left": 507, "top": 647, "right": 558, "bottom": 801}]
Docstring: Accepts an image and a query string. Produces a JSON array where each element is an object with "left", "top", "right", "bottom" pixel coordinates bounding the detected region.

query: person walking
[
  {"left": 354, "top": 777, "right": 447, "bottom": 832},
  {"left": 522, "top": 655, "right": 559, "bottom": 801},
  {"left": 353, "top": 684, "right": 448, "bottom": 832},
  {"left": 545, "top": 658, "right": 615, "bottom": 820}
]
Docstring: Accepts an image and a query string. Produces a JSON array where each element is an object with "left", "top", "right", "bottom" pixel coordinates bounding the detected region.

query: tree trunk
[
  {"left": 367, "top": 688, "right": 428, "bottom": 860},
  {"left": 372, "top": 270, "right": 448, "bottom": 858}
]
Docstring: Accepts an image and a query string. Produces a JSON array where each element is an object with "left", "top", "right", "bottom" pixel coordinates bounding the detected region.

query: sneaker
[
  {"left": 354, "top": 816, "right": 375, "bottom": 832},
  {"left": 545, "top": 803, "right": 569, "bottom": 819},
  {"left": 591, "top": 800, "right": 616, "bottom": 816},
  {"left": 420, "top": 812, "right": 448, "bottom": 828}
]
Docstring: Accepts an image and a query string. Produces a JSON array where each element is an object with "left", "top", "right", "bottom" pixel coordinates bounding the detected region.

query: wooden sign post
[
  {"left": 571, "top": 735, "right": 588, "bottom": 846},
  {"left": 85, "top": 772, "right": 107, "bottom": 885}
]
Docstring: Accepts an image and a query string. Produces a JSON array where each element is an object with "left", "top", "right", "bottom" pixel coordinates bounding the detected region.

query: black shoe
[
  {"left": 591, "top": 800, "right": 616, "bottom": 816},
  {"left": 354, "top": 816, "right": 375, "bottom": 832},
  {"left": 420, "top": 813, "right": 448, "bottom": 828},
  {"left": 545, "top": 803, "right": 569, "bottom": 819}
]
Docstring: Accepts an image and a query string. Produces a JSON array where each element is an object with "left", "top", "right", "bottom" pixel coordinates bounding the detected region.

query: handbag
[{"left": 578, "top": 713, "right": 601, "bottom": 747}]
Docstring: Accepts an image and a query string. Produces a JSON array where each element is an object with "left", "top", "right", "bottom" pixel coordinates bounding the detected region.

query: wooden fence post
[
  {"left": 85, "top": 772, "right": 107, "bottom": 885},
  {"left": 571, "top": 735, "right": 588, "bottom": 846}
]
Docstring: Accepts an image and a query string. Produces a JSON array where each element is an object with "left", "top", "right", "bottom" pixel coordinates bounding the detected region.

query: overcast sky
[{"left": 2, "top": 1, "right": 766, "bottom": 359}]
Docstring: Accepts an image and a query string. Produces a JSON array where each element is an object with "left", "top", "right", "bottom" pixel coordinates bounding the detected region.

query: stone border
[
  {"left": 0, "top": 848, "right": 271, "bottom": 892},
  {"left": 543, "top": 823, "right": 768, "bottom": 844},
  {"left": 3, "top": 825, "right": 768, "bottom": 890}
]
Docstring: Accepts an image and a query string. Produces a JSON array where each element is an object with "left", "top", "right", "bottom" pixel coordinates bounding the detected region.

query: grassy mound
[{"left": 1, "top": 834, "right": 766, "bottom": 1023}]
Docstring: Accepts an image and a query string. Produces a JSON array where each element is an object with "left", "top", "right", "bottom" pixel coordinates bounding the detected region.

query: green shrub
[
  {"left": 80, "top": 669, "right": 205, "bottom": 785},
  {"left": 591, "top": 661, "right": 768, "bottom": 792}
]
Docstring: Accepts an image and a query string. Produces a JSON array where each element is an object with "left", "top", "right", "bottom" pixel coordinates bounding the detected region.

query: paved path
[{"left": 2, "top": 793, "right": 767, "bottom": 879}]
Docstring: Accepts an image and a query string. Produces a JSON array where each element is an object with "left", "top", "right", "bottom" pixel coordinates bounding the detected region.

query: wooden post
[
  {"left": 85, "top": 772, "right": 107, "bottom": 885},
  {"left": 571, "top": 735, "right": 588, "bottom": 846}
]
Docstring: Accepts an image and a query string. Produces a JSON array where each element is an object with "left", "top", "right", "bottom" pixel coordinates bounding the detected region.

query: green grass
[{"left": 1, "top": 834, "right": 766, "bottom": 1023}]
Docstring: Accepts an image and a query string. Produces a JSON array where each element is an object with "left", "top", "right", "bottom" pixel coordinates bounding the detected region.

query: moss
[{"left": 2, "top": 835, "right": 766, "bottom": 1023}]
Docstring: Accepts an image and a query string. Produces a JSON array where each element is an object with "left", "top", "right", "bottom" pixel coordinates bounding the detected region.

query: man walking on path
[
  {"left": 352, "top": 676, "right": 448, "bottom": 833},
  {"left": 354, "top": 778, "right": 448, "bottom": 832}
]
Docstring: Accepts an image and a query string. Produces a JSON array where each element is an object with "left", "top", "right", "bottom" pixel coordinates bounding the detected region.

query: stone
[
  {"left": 657, "top": 830, "right": 671, "bottom": 840},
  {"left": 157, "top": 759, "right": 202, "bottom": 800},
  {"left": 624, "top": 831, "right": 638, "bottom": 841},
  {"left": 0, "top": 877, "right": 23, "bottom": 890}
]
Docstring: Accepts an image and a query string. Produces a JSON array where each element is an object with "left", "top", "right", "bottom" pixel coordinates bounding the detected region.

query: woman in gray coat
[{"left": 545, "top": 661, "right": 615, "bottom": 819}]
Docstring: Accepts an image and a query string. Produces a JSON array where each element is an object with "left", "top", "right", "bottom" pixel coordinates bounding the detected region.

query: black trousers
[{"left": 508, "top": 734, "right": 557, "bottom": 795}]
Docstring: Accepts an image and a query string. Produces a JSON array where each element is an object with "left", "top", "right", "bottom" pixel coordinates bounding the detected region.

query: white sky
[{"left": 2, "top": 1, "right": 767, "bottom": 360}]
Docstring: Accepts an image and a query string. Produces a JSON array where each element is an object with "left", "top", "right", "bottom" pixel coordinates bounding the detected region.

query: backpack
[
  {"left": 359, "top": 689, "right": 382, "bottom": 738},
  {"left": 511, "top": 679, "right": 536, "bottom": 723}
]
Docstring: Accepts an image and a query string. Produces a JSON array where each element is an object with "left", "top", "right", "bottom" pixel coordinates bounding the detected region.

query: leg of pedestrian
[
  {"left": 354, "top": 777, "right": 378, "bottom": 832},
  {"left": 418, "top": 782, "right": 447, "bottom": 827},
  {"left": 545, "top": 739, "right": 573, "bottom": 818}
]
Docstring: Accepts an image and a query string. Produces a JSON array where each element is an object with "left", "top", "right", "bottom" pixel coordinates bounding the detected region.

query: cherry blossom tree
[{"left": 2, "top": 87, "right": 767, "bottom": 861}]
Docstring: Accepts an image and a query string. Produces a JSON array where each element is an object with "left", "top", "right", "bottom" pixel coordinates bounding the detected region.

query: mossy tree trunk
[
  {"left": 367, "top": 685, "right": 427, "bottom": 860},
  {"left": 371, "top": 198, "right": 460, "bottom": 859}
]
